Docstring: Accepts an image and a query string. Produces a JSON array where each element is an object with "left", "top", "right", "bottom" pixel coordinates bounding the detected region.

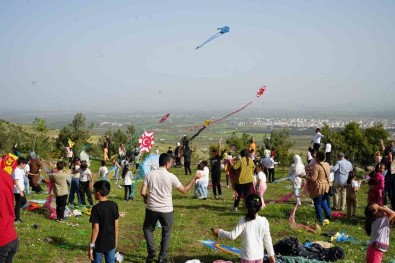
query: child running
[
  {"left": 365, "top": 203, "right": 395, "bottom": 262},
  {"left": 89, "top": 180, "right": 119, "bottom": 263},
  {"left": 212, "top": 194, "right": 275, "bottom": 263}
]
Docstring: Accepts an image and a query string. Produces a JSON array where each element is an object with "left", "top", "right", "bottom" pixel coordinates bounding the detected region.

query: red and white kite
[
  {"left": 139, "top": 131, "right": 154, "bottom": 153},
  {"left": 256, "top": 86, "right": 266, "bottom": 97}
]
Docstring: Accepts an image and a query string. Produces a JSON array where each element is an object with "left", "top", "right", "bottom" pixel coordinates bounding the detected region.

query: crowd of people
[{"left": 1, "top": 130, "right": 395, "bottom": 263}]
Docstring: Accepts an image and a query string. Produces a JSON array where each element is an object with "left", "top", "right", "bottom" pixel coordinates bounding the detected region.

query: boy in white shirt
[{"left": 12, "top": 158, "right": 27, "bottom": 223}]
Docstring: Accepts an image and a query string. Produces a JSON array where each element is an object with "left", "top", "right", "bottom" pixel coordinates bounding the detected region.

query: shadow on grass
[{"left": 45, "top": 236, "right": 86, "bottom": 251}]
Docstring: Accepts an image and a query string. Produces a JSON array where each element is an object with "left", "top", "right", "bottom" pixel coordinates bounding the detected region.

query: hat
[
  {"left": 30, "top": 151, "right": 37, "bottom": 159},
  {"left": 337, "top": 152, "right": 345, "bottom": 158}
]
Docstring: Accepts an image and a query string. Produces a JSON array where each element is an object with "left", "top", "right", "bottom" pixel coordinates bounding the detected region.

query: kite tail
[
  {"left": 130, "top": 173, "right": 143, "bottom": 199},
  {"left": 190, "top": 126, "right": 207, "bottom": 141},
  {"left": 196, "top": 32, "right": 221, "bottom": 49},
  {"left": 211, "top": 101, "right": 254, "bottom": 125}
]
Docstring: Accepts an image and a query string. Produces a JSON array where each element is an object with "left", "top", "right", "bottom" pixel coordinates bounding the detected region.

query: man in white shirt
[
  {"left": 12, "top": 158, "right": 27, "bottom": 223},
  {"left": 141, "top": 153, "right": 201, "bottom": 263},
  {"left": 325, "top": 140, "right": 332, "bottom": 165},
  {"left": 312, "top": 128, "right": 324, "bottom": 151}
]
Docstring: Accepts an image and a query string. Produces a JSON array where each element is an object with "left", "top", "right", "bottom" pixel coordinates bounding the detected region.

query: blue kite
[{"left": 196, "top": 26, "right": 230, "bottom": 49}]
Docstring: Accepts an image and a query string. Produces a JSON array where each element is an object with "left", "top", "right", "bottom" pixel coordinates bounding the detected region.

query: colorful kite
[
  {"left": 289, "top": 204, "right": 317, "bottom": 233},
  {"left": 68, "top": 139, "right": 75, "bottom": 148},
  {"left": 159, "top": 113, "right": 170, "bottom": 123},
  {"left": 199, "top": 240, "right": 240, "bottom": 257},
  {"left": 0, "top": 153, "right": 18, "bottom": 175},
  {"left": 87, "top": 136, "right": 94, "bottom": 144},
  {"left": 196, "top": 26, "right": 230, "bottom": 49},
  {"left": 130, "top": 154, "right": 160, "bottom": 199},
  {"left": 139, "top": 131, "right": 155, "bottom": 153},
  {"left": 256, "top": 86, "right": 266, "bottom": 97}
]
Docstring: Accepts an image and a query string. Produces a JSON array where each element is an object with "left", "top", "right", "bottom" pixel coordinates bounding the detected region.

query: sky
[{"left": 0, "top": 0, "right": 394, "bottom": 114}]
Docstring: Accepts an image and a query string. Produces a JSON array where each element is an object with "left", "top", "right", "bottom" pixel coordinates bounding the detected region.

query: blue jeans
[
  {"left": 194, "top": 181, "right": 208, "bottom": 198},
  {"left": 0, "top": 238, "right": 19, "bottom": 263},
  {"left": 68, "top": 178, "right": 81, "bottom": 205},
  {"left": 23, "top": 174, "right": 30, "bottom": 194},
  {"left": 313, "top": 193, "right": 331, "bottom": 222},
  {"left": 92, "top": 248, "right": 115, "bottom": 263}
]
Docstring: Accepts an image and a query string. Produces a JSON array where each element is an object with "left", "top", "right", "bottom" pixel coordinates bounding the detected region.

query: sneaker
[
  {"left": 14, "top": 219, "right": 23, "bottom": 224},
  {"left": 230, "top": 207, "right": 238, "bottom": 211},
  {"left": 322, "top": 219, "right": 330, "bottom": 226},
  {"left": 198, "top": 196, "right": 205, "bottom": 200},
  {"left": 192, "top": 196, "right": 198, "bottom": 199},
  {"left": 146, "top": 254, "right": 156, "bottom": 263}
]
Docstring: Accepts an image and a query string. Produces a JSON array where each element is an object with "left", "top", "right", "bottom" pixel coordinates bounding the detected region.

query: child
[
  {"left": 365, "top": 203, "right": 395, "bottom": 262},
  {"left": 288, "top": 154, "right": 305, "bottom": 206},
  {"left": 12, "top": 158, "right": 27, "bottom": 223},
  {"left": 265, "top": 155, "right": 278, "bottom": 183},
  {"left": 346, "top": 170, "right": 359, "bottom": 218},
  {"left": 98, "top": 160, "right": 109, "bottom": 181},
  {"left": 69, "top": 157, "right": 82, "bottom": 206},
  {"left": 123, "top": 164, "right": 133, "bottom": 201},
  {"left": 75, "top": 161, "right": 94, "bottom": 206},
  {"left": 89, "top": 181, "right": 119, "bottom": 263},
  {"left": 255, "top": 163, "right": 267, "bottom": 208},
  {"left": 193, "top": 163, "right": 208, "bottom": 200},
  {"left": 368, "top": 163, "right": 385, "bottom": 205},
  {"left": 112, "top": 159, "right": 121, "bottom": 185},
  {"left": 50, "top": 161, "right": 71, "bottom": 221},
  {"left": 212, "top": 194, "right": 275, "bottom": 263}
]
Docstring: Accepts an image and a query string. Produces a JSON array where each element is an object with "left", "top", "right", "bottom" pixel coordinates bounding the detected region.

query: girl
[
  {"left": 265, "top": 155, "right": 278, "bottom": 183},
  {"left": 346, "top": 169, "right": 359, "bottom": 218},
  {"left": 123, "top": 164, "right": 133, "bottom": 201},
  {"left": 76, "top": 161, "right": 94, "bottom": 206},
  {"left": 112, "top": 158, "right": 121, "bottom": 185},
  {"left": 368, "top": 163, "right": 385, "bottom": 205},
  {"left": 288, "top": 154, "right": 305, "bottom": 206},
  {"left": 212, "top": 194, "right": 275, "bottom": 263},
  {"left": 255, "top": 163, "right": 267, "bottom": 208},
  {"left": 365, "top": 203, "right": 395, "bottom": 262},
  {"left": 193, "top": 163, "right": 208, "bottom": 199},
  {"left": 98, "top": 160, "right": 108, "bottom": 181}
]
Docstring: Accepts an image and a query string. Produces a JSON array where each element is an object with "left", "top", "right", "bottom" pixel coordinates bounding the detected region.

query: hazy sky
[{"left": 1, "top": 0, "right": 394, "bottom": 113}]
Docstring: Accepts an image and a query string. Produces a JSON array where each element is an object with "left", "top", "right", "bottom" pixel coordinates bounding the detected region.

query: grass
[{"left": 13, "top": 159, "right": 395, "bottom": 263}]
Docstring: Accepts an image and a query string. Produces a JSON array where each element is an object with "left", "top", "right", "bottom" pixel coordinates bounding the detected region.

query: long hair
[
  {"left": 240, "top": 149, "right": 250, "bottom": 166},
  {"left": 364, "top": 204, "right": 375, "bottom": 236},
  {"left": 245, "top": 194, "right": 262, "bottom": 221}
]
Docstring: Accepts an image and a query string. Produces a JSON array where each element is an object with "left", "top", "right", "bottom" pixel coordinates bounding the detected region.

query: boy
[
  {"left": 89, "top": 181, "right": 119, "bottom": 263},
  {"left": 98, "top": 160, "right": 109, "bottom": 181},
  {"left": 12, "top": 158, "right": 27, "bottom": 223}
]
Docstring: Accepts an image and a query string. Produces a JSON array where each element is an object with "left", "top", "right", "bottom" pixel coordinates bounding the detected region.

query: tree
[
  {"left": 224, "top": 132, "right": 252, "bottom": 153},
  {"left": 32, "top": 118, "right": 48, "bottom": 152},
  {"left": 266, "top": 129, "right": 295, "bottom": 167}
]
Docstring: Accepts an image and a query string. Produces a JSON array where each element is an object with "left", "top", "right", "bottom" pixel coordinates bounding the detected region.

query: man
[
  {"left": 0, "top": 166, "right": 19, "bottom": 262},
  {"left": 141, "top": 153, "right": 201, "bottom": 263},
  {"left": 28, "top": 151, "right": 43, "bottom": 193},
  {"left": 325, "top": 140, "right": 332, "bottom": 165},
  {"left": 312, "top": 128, "right": 324, "bottom": 152},
  {"left": 331, "top": 152, "right": 353, "bottom": 211}
]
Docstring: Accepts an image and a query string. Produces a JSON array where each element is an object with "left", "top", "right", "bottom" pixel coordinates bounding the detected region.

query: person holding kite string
[
  {"left": 210, "top": 139, "right": 225, "bottom": 199},
  {"left": 212, "top": 194, "right": 275, "bottom": 263}
]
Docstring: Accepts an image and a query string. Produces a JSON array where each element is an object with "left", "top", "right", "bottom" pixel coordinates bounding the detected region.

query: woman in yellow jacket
[{"left": 231, "top": 149, "right": 255, "bottom": 211}]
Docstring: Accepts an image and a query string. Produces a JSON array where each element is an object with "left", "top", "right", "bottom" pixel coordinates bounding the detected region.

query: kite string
[{"left": 196, "top": 32, "right": 221, "bottom": 49}]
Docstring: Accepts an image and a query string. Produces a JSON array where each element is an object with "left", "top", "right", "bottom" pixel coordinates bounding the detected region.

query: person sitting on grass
[
  {"left": 212, "top": 194, "right": 275, "bottom": 263},
  {"left": 89, "top": 180, "right": 119, "bottom": 263},
  {"left": 193, "top": 162, "right": 208, "bottom": 200}
]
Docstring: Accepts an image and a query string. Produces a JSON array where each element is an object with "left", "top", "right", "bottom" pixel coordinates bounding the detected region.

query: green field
[{"left": 12, "top": 159, "right": 395, "bottom": 263}]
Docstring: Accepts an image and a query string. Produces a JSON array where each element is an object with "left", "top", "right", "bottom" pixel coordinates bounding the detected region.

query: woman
[
  {"left": 103, "top": 142, "right": 109, "bottom": 162},
  {"left": 288, "top": 154, "right": 305, "bottom": 206},
  {"left": 231, "top": 149, "right": 255, "bottom": 211},
  {"left": 118, "top": 144, "right": 126, "bottom": 162},
  {"left": 302, "top": 151, "right": 331, "bottom": 224}
]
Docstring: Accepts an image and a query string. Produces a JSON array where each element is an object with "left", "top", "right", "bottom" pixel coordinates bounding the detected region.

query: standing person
[
  {"left": 265, "top": 155, "right": 278, "bottom": 183},
  {"left": 212, "top": 194, "right": 275, "bottom": 263},
  {"left": 331, "top": 152, "right": 353, "bottom": 211},
  {"left": 248, "top": 139, "right": 256, "bottom": 153},
  {"left": 166, "top": 147, "right": 173, "bottom": 158},
  {"left": 154, "top": 146, "right": 159, "bottom": 155},
  {"left": 89, "top": 181, "right": 119, "bottom": 263},
  {"left": 75, "top": 162, "right": 94, "bottom": 206},
  {"left": 112, "top": 159, "right": 120, "bottom": 185},
  {"left": 325, "top": 140, "right": 332, "bottom": 165},
  {"left": 183, "top": 147, "right": 192, "bottom": 175},
  {"left": 231, "top": 149, "right": 255, "bottom": 211},
  {"left": 312, "top": 128, "right": 324, "bottom": 152},
  {"left": 288, "top": 154, "right": 305, "bottom": 206},
  {"left": 365, "top": 203, "right": 395, "bottom": 263},
  {"left": 346, "top": 169, "right": 359, "bottom": 219},
  {"left": 255, "top": 163, "right": 267, "bottom": 208},
  {"left": 0, "top": 166, "right": 19, "bottom": 262},
  {"left": 118, "top": 144, "right": 126, "bottom": 163},
  {"left": 12, "top": 158, "right": 27, "bottom": 223},
  {"left": 302, "top": 151, "right": 331, "bottom": 224},
  {"left": 103, "top": 142, "right": 109, "bottom": 162},
  {"left": 99, "top": 161, "right": 109, "bottom": 181},
  {"left": 65, "top": 146, "right": 73, "bottom": 169},
  {"left": 123, "top": 164, "right": 133, "bottom": 201},
  {"left": 210, "top": 139, "right": 223, "bottom": 199},
  {"left": 69, "top": 157, "right": 82, "bottom": 206},
  {"left": 369, "top": 163, "right": 385, "bottom": 206},
  {"left": 141, "top": 153, "right": 202, "bottom": 263},
  {"left": 307, "top": 147, "right": 314, "bottom": 164},
  {"left": 174, "top": 142, "right": 182, "bottom": 167},
  {"left": 374, "top": 151, "right": 382, "bottom": 165},
  {"left": 23, "top": 158, "right": 31, "bottom": 195},
  {"left": 28, "top": 151, "right": 43, "bottom": 193},
  {"left": 49, "top": 161, "right": 70, "bottom": 222}
]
